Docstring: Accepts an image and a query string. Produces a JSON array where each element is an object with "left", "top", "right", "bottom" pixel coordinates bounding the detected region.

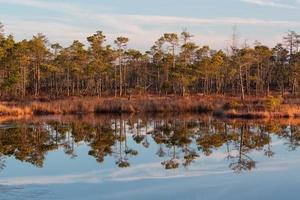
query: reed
[
  {"left": 0, "top": 104, "right": 32, "bottom": 116},
  {"left": 1, "top": 95, "right": 300, "bottom": 120}
]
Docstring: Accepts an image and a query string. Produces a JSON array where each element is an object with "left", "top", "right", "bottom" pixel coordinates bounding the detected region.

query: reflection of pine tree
[
  {"left": 133, "top": 119, "right": 145, "bottom": 144},
  {"left": 160, "top": 120, "right": 198, "bottom": 169},
  {"left": 284, "top": 125, "right": 300, "bottom": 151},
  {"left": 225, "top": 123, "right": 235, "bottom": 160},
  {"left": 229, "top": 126, "right": 256, "bottom": 173},
  {"left": 156, "top": 144, "right": 166, "bottom": 157},
  {"left": 142, "top": 122, "right": 150, "bottom": 148},
  {"left": 88, "top": 123, "right": 116, "bottom": 163},
  {"left": 0, "top": 123, "right": 58, "bottom": 168},
  {"left": 197, "top": 120, "right": 227, "bottom": 156},
  {"left": 115, "top": 119, "right": 138, "bottom": 168},
  {"left": 0, "top": 117, "right": 295, "bottom": 173},
  {"left": 161, "top": 146, "right": 180, "bottom": 170},
  {"left": 183, "top": 149, "right": 199, "bottom": 167},
  {"left": 264, "top": 132, "right": 275, "bottom": 158},
  {"left": 63, "top": 131, "right": 77, "bottom": 159},
  {"left": 0, "top": 154, "right": 6, "bottom": 173}
]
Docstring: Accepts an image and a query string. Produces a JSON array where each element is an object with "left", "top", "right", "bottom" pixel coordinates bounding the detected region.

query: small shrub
[
  {"left": 265, "top": 96, "right": 283, "bottom": 111},
  {"left": 222, "top": 101, "right": 241, "bottom": 110},
  {"left": 161, "top": 81, "right": 172, "bottom": 94},
  {"left": 33, "top": 109, "right": 55, "bottom": 115}
]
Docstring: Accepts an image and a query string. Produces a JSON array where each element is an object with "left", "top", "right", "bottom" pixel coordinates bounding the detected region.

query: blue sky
[{"left": 0, "top": 0, "right": 300, "bottom": 50}]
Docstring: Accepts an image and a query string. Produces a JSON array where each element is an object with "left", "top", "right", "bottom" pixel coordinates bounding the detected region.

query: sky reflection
[{"left": 0, "top": 116, "right": 300, "bottom": 200}]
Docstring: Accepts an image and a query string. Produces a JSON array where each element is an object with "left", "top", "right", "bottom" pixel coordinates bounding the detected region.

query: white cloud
[
  {"left": 0, "top": 0, "right": 106, "bottom": 13},
  {"left": 107, "top": 14, "right": 300, "bottom": 26},
  {"left": 1, "top": 0, "right": 299, "bottom": 50},
  {"left": 241, "top": 0, "right": 298, "bottom": 9},
  {"left": 2, "top": 19, "right": 93, "bottom": 45},
  {"left": 0, "top": 0, "right": 80, "bottom": 13},
  {"left": 2, "top": 14, "right": 299, "bottom": 50},
  {"left": 2, "top": 0, "right": 300, "bottom": 28},
  {"left": 0, "top": 0, "right": 53, "bottom": 8}
]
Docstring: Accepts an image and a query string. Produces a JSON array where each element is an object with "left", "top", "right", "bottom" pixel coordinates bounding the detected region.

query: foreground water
[{"left": 0, "top": 115, "right": 300, "bottom": 200}]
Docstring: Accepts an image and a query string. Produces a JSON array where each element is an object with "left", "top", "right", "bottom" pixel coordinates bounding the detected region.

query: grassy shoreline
[{"left": 1, "top": 95, "right": 300, "bottom": 119}]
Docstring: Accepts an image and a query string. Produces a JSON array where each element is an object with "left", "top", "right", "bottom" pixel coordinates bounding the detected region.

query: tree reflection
[
  {"left": 229, "top": 125, "right": 256, "bottom": 172},
  {"left": 0, "top": 123, "right": 57, "bottom": 168},
  {"left": 0, "top": 117, "right": 299, "bottom": 173},
  {"left": 115, "top": 118, "right": 138, "bottom": 168},
  {"left": 284, "top": 125, "right": 300, "bottom": 151},
  {"left": 88, "top": 123, "right": 116, "bottom": 163},
  {"left": 0, "top": 153, "right": 5, "bottom": 173}
]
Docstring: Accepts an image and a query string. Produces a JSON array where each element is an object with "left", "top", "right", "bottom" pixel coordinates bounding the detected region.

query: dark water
[{"left": 0, "top": 115, "right": 300, "bottom": 200}]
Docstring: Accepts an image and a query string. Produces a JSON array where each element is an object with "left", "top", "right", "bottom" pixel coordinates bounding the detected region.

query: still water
[{"left": 0, "top": 115, "right": 300, "bottom": 200}]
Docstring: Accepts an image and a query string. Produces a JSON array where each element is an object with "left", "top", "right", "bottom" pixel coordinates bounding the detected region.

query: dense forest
[{"left": 0, "top": 21, "right": 300, "bottom": 100}]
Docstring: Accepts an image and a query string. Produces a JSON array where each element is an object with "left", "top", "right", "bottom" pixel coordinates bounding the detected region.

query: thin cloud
[
  {"left": 0, "top": 0, "right": 107, "bottom": 14},
  {"left": 241, "top": 0, "right": 298, "bottom": 9},
  {"left": 2, "top": 19, "right": 93, "bottom": 43},
  {"left": 2, "top": 15, "right": 299, "bottom": 50},
  {"left": 100, "top": 14, "right": 300, "bottom": 26},
  {"left": 0, "top": 0, "right": 76, "bottom": 11},
  {"left": 1, "top": 0, "right": 299, "bottom": 27},
  {"left": 1, "top": 0, "right": 300, "bottom": 49}
]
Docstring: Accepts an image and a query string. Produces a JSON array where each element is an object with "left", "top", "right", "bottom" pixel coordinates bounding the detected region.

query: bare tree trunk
[
  {"left": 34, "top": 63, "right": 39, "bottom": 97},
  {"left": 67, "top": 66, "right": 70, "bottom": 97},
  {"left": 172, "top": 44, "right": 176, "bottom": 69},
  {"left": 119, "top": 57, "right": 122, "bottom": 97},
  {"left": 239, "top": 65, "right": 245, "bottom": 102},
  {"left": 114, "top": 64, "right": 117, "bottom": 98},
  {"left": 22, "top": 64, "right": 26, "bottom": 98}
]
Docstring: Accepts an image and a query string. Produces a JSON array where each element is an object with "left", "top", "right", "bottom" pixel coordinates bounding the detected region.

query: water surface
[{"left": 0, "top": 115, "right": 300, "bottom": 200}]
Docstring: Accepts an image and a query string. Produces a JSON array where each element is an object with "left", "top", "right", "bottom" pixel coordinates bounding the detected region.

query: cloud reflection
[{"left": 1, "top": 156, "right": 297, "bottom": 186}]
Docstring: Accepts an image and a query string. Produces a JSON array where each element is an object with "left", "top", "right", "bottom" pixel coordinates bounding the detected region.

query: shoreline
[
  {"left": 2, "top": 113, "right": 300, "bottom": 126},
  {"left": 1, "top": 95, "right": 300, "bottom": 120}
]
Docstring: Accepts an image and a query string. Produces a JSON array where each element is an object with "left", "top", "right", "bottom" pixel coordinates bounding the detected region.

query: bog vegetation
[{"left": 1, "top": 21, "right": 300, "bottom": 100}]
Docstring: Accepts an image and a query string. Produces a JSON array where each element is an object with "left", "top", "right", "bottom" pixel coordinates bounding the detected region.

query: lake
[{"left": 0, "top": 115, "right": 300, "bottom": 200}]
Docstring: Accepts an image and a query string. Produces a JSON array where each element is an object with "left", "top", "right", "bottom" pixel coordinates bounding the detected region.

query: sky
[{"left": 0, "top": 0, "right": 300, "bottom": 51}]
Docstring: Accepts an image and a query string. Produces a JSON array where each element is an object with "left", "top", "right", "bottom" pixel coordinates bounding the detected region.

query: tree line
[{"left": 0, "top": 21, "right": 300, "bottom": 100}]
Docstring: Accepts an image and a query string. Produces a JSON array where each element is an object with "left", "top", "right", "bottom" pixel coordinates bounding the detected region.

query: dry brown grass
[
  {"left": 26, "top": 96, "right": 219, "bottom": 115},
  {"left": 215, "top": 109, "right": 269, "bottom": 119},
  {"left": 213, "top": 97, "right": 300, "bottom": 119},
  {"left": 2, "top": 95, "right": 300, "bottom": 120},
  {"left": 0, "top": 104, "right": 32, "bottom": 116},
  {"left": 30, "top": 97, "right": 97, "bottom": 115},
  {"left": 271, "top": 104, "right": 300, "bottom": 118},
  {"left": 3, "top": 112, "right": 300, "bottom": 126},
  {"left": 94, "top": 97, "right": 215, "bottom": 114}
]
